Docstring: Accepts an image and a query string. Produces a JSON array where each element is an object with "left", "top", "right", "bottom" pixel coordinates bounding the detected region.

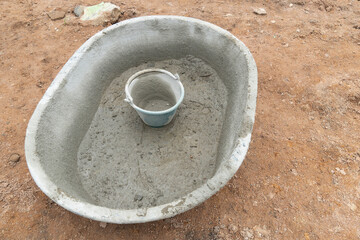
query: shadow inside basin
[{"left": 77, "top": 56, "right": 227, "bottom": 209}]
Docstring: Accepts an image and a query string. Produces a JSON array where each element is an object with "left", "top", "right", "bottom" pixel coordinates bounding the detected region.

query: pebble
[
  {"left": 134, "top": 194, "right": 143, "bottom": 201},
  {"left": 47, "top": 10, "right": 66, "bottom": 21},
  {"left": 325, "top": 6, "right": 333, "bottom": 12},
  {"left": 347, "top": 202, "right": 357, "bottom": 211},
  {"left": 268, "top": 192, "right": 275, "bottom": 199},
  {"left": 74, "top": 5, "right": 85, "bottom": 17},
  {"left": 9, "top": 153, "right": 20, "bottom": 165},
  {"left": 253, "top": 225, "right": 270, "bottom": 236},
  {"left": 290, "top": 168, "right": 298, "bottom": 176},
  {"left": 0, "top": 181, "right": 9, "bottom": 188},
  {"left": 99, "top": 222, "right": 107, "bottom": 228},
  {"left": 335, "top": 167, "right": 346, "bottom": 175},
  {"left": 214, "top": 226, "right": 220, "bottom": 233},
  {"left": 240, "top": 227, "right": 254, "bottom": 240},
  {"left": 271, "top": 20, "right": 276, "bottom": 24},
  {"left": 79, "top": 2, "right": 121, "bottom": 25},
  {"left": 228, "top": 224, "right": 238, "bottom": 233},
  {"left": 253, "top": 7, "right": 267, "bottom": 15},
  {"left": 274, "top": 207, "right": 282, "bottom": 213}
]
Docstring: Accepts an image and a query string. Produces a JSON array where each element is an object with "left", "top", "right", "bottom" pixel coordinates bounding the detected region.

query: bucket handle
[{"left": 124, "top": 68, "right": 180, "bottom": 106}]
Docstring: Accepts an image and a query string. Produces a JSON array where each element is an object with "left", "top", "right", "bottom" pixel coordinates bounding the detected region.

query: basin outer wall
[{"left": 25, "top": 16, "right": 258, "bottom": 224}]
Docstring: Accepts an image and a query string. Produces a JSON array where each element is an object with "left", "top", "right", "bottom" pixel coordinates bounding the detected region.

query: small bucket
[{"left": 124, "top": 69, "right": 185, "bottom": 127}]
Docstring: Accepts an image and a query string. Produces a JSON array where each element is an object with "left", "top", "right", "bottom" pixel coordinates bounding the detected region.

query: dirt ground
[{"left": 1, "top": 0, "right": 360, "bottom": 239}]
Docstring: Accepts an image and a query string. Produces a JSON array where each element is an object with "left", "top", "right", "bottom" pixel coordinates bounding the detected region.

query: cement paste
[
  {"left": 77, "top": 56, "right": 227, "bottom": 209},
  {"left": 129, "top": 71, "right": 178, "bottom": 111}
]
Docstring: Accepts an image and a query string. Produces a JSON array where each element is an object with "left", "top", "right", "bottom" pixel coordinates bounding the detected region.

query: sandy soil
[{"left": 0, "top": 0, "right": 360, "bottom": 239}]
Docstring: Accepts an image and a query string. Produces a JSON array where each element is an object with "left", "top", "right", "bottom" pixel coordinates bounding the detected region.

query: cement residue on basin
[{"left": 77, "top": 56, "right": 227, "bottom": 209}]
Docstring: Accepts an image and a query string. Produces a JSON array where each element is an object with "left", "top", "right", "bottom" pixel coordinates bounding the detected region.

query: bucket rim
[{"left": 124, "top": 68, "right": 185, "bottom": 115}]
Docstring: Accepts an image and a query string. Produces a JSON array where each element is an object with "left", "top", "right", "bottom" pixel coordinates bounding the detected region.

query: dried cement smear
[{"left": 77, "top": 56, "right": 227, "bottom": 209}]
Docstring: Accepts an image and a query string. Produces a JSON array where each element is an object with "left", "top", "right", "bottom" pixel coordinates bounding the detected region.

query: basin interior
[
  {"left": 34, "top": 18, "right": 250, "bottom": 209},
  {"left": 78, "top": 57, "right": 227, "bottom": 209}
]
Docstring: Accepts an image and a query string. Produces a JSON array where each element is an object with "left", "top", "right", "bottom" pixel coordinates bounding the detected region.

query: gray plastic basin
[{"left": 25, "top": 16, "right": 257, "bottom": 223}]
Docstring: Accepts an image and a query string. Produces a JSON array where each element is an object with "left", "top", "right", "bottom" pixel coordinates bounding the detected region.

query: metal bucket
[{"left": 125, "top": 69, "right": 184, "bottom": 127}]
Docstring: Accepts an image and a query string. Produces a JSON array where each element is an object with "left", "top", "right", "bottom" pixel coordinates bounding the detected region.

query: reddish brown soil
[{"left": 1, "top": 0, "right": 360, "bottom": 239}]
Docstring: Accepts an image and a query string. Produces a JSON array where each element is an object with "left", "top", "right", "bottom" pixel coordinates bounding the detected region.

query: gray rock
[
  {"left": 134, "top": 194, "right": 143, "bottom": 201},
  {"left": 74, "top": 5, "right": 85, "bottom": 17}
]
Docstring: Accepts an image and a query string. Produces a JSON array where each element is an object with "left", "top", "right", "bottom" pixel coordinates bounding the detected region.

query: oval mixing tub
[{"left": 25, "top": 16, "right": 257, "bottom": 223}]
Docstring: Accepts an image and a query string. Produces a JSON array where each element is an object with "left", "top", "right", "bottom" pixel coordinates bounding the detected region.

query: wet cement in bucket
[
  {"left": 130, "top": 73, "right": 178, "bottom": 111},
  {"left": 77, "top": 56, "right": 227, "bottom": 209}
]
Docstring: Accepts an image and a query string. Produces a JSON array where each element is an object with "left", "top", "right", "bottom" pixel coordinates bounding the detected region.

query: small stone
[
  {"left": 325, "top": 6, "right": 333, "bottom": 12},
  {"left": 47, "top": 10, "right": 66, "bottom": 21},
  {"left": 253, "top": 225, "right": 270, "bottom": 236},
  {"left": 290, "top": 168, "right": 298, "bottom": 176},
  {"left": 324, "top": 53, "right": 329, "bottom": 58},
  {"left": 253, "top": 7, "right": 267, "bottom": 15},
  {"left": 289, "top": 3, "right": 294, "bottom": 7},
  {"left": 228, "top": 224, "right": 238, "bottom": 233},
  {"left": 296, "top": 28, "right": 301, "bottom": 33},
  {"left": 335, "top": 167, "right": 346, "bottom": 175},
  {"left": 9, "top": 153, "right": 20, "bottom": 165},
  {"left": 0, "top": 181, "right": 9, "bottom": 188},
  {"left": 214, "top": 226, "right": 220, "bottom": 233},
  {"left": 268, "top": 192, "right": 275, "bottom": 199},
  {"left": 99, "top": 222, "right": 107, "bottom": 228},
  {"left": 271, "top": 20, "right": 276, "bottom": 24},
  {"left": 134, "top": 194, "right": 143, "bottom": 201},
  {"left": 274, "top": 208, "right": 282, "bottom": 213},
  {"left": 80, "top": 2, "right": 121, "bottom": 25},
  {"left": 240, "top": 227, "right": 254, "bottom": 239},
  {"left": 74, "top": 5, "right": 85, "bottom": 17},
  {"left": 347, "top": 202, "right": 357, "bottom": 211},
  {"left": 290, "top": 169, "right": 298, "bottom": 176}
]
